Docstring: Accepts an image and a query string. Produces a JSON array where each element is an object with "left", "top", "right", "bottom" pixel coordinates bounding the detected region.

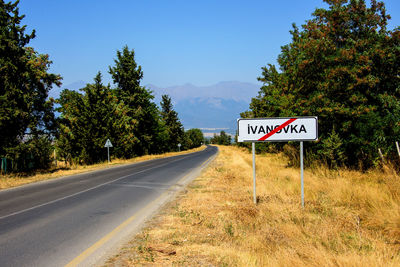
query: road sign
[
  {"left": 104, "top": 139, "right": 113, "bottom": 147},
  {"left": 104, "top": 139, "right": 113, "bottom": 164},
  {"left": 237, "top": 116, "right": 318, "bottom": 142},
  {"left": 237, "top": 116, "right": 318, "bottom": 207}
]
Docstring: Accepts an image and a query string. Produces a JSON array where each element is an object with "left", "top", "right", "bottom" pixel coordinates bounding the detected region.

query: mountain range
[
  {"left": 149, "top": 82, "right": 260, "bottom": 134},
  {"left": 50, "top": 81, "right": 261, "bottom": 135}
]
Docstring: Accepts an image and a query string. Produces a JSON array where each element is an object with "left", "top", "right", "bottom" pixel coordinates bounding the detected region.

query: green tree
[
  {"left": 184, "top": 129, "right": 204, "bottom": 149},
  {"left": 160, "top": 95, "right": 184, "bottom": 151},
  {"left": 211, "top": 131, "right": 232, "bottom": 145},
  {"left": 57, "top": 72, "right": 120, "bottom": 164},
  {"left": 56, "top": 89, "right": 84, "bottom": 164},
  {"left": 109, "top": 46, "right": 163, "bottom": 157},
  {"left": 0, "top": 0, "right": 61, "bottom": 171},
  {"left": 246, "top": 0, "right": 400, "bottom": 168}
]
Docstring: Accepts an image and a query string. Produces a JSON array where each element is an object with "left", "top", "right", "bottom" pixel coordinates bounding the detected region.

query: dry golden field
[
  {"left": 107, "top": 145, "right": 400, "bottom": 266},
  {"left": 0, "top": 146, "right": 206, "bottom": 190}
]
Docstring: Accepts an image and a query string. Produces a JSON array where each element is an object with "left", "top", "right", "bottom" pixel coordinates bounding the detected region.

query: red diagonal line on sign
[{"left": 258, "top": 118, "right": 297, "bottom": 141}]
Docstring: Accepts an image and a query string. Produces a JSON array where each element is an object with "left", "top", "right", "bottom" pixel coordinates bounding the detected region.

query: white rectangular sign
[{"left": 237, "top": 117, "right": 318, "bottom": 142}]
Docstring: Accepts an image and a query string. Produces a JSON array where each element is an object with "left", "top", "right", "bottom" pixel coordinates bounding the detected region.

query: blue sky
[{"left": 19, "top": 0, "right": 400, "bottom": 88}]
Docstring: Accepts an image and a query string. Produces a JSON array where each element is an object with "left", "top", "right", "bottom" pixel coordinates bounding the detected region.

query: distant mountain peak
[
  {"left": 147, "top": 81, "right": 260, "bottom": 103},
  {"left": 48, "top": 80, "right": 87, "bottom": 99},
  {"left": 146, "top": 81, "right": 260, "bottom": 134}
]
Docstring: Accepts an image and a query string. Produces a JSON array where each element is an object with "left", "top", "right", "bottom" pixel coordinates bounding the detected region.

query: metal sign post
[
  {"left": 104, "top": 139, "right": 113, "bottom": 164},
  {"left": 238, "top": 117, "right": 318, "bottom": 207},
  {"left": 178, "top": 143, "right": 181, "bottom": 152},
  {"left": 300, "top": 141, "right": 304, "bottom": 208},
  {"left": 252, "top": 142, "right": 256, "bottom": 204}
]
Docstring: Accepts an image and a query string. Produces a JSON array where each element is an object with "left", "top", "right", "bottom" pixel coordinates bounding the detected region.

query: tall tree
[
  {"left": 160, "top": 95, "right": 184, "bottom": 151},
  {"left": 56, "top": 89, "right": 85, "bottom": 163},
  {"left": 57, "top": 72, "right": 120, "bottom": 164},
  {"left": 0, "top": 0, "right": 61, "bottom": 170},
  {"left": 109, "top": 46, "right": 163, "bottom": 156},
  {"left": 246, "top": 0, "right": 399, "bottom": 168}
]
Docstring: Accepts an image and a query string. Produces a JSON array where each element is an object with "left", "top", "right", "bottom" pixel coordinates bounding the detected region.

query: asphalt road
[{"left": 0, "top": 145, "right": 218, "bottom": 267}]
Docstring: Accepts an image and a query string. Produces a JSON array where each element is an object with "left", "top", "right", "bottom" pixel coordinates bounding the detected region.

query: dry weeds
[
  {"left": 0, "top": 146, "right": 206, "bottom": 190},
  {"left": 106, "top": 145, "right": 400, "bottom": 266}
]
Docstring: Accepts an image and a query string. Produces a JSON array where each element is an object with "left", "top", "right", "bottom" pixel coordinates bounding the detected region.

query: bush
[
  {"left": 318, "top": 129, "right": 347, "bottom": 169},
  {"left": 6, "top": 136, "right": 53, "bottom": 172}
]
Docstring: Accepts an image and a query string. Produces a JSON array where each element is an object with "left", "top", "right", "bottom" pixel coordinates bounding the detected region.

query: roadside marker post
[
  {"left": 104, "top": 139, "right": 113, "bottom": 164},
  {"left": 396, "top": 141, "right": 400, "bottom": 159},
  {"left": 238, "top": 117, "right": 318, "bottom": 207}
]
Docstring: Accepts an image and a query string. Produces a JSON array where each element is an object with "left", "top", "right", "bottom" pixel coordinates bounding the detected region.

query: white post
[
  {"left": 107, "top": 146, "right": 110, "bottom": 164},
  {"left": 252, "top": 142, "right": 257, "bottom": 204},
  {"left": 396, "top": 142, "right": 400, "bottom": 158},
  {"left": 54, "top": 149, "right": 57, "bottom": 167},
  {"left": 300, "top": 141, "right": 304, "bottom": 208},
  {"left": 378, "top": 148, "right": 384, "bottom": 163}
]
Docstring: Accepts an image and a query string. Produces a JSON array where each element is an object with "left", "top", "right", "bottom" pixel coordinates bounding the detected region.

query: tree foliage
[
  {"left": 109, "top": 46, "right": 164, "bottom": 157},
  {"left": 183, "top": 128, "right": 204, "bottom": 149},
  {"left": 245, "top": 0, "right": 400, "bottom": 168},
  {"left": 210, "top": 131, "right": 232, "bottom": 145},
  {"left": 160, "top": 95, "right": 184, "bottom": 152},
  {"left": 56, "top": 47, "right": 186, "bottom": 164},
  {"left": 0, "top": 0, "right": 61, "bottom": 171},
  {"left": 56, "top": 72, "right": 121, "bottom": 164}
]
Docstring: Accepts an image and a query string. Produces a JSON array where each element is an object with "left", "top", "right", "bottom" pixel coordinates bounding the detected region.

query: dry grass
[
  {"left": 107, "top": 145, "right": 400, "bottom": 266},
  {"left": 0, "top": 146, "right": 206, "bottom": 190}
]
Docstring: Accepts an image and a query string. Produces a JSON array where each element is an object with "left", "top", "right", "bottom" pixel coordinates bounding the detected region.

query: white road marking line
[{"left": 109, "top": 184, "right": 170, "bottom": 190}]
